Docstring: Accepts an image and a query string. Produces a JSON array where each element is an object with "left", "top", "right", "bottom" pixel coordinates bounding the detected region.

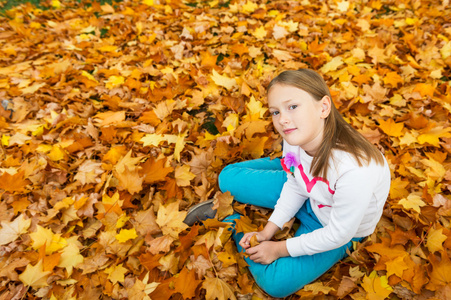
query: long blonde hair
[{"left": 267, "top": 69, "right": 385, "bottom": 179}]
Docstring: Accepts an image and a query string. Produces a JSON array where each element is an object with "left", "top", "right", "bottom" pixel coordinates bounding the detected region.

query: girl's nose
[{"left": 279, "top": 112, "right": 289, "bottom": 125}]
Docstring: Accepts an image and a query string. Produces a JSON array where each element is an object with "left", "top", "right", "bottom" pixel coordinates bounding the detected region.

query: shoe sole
[{"left": 184, "top": 199, "right": 216, "bottom": 225}]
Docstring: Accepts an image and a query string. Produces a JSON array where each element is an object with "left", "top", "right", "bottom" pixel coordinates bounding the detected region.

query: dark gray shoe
[{"left": 183, "top": 200, "right": 217, "bottom": 226}]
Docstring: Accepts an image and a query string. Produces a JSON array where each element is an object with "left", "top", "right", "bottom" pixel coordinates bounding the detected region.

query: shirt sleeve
[
  {"left": 285, "top": 164, "right": 381, "bottom": 257},
  {"left": 268, "top": 174, "right": 307, "bottom": 228}
]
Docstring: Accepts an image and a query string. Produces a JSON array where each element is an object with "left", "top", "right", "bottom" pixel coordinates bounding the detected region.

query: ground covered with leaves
[{"left": 0, "top": 0, "right": 450, "bottom": 299}]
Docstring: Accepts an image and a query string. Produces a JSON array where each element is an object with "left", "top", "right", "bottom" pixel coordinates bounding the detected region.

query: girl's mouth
[{"left": 283, "top": 128, "right": 296, "bottom": 134}]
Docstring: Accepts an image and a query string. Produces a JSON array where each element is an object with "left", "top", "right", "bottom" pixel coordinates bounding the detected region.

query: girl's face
[{"left": 267, "top": 84, "right": 331, "bottom": 156}]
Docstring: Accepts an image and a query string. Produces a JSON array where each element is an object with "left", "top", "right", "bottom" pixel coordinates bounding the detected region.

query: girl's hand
[
  {"left": 245, "top": 241, "right": 289, "bottom": 265},
  {"left": 239, "top": 231, "right": 268, "bottom": 250}
]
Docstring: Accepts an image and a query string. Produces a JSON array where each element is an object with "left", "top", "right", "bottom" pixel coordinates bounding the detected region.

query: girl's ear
[{"left": 320, "top": 96, "right": 332, "bottom": 119}]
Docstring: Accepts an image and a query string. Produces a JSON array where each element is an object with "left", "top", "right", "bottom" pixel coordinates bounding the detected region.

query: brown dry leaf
[
  {"left": 1, "top": 0, "right": 450, "bottom": 299},
  {"left": 202, "top": 277, "right": 237, "bottom": 300}
]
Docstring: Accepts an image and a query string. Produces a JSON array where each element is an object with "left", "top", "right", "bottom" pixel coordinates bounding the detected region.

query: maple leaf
[
  {"left": 30, "top": 225, "right": 67, "bottom": 255},
  {"left": 361, "top": 271, "right": 393, "bottom": 300},
  {"left": 148, "top": 235, "right": 175, "bottom": 255},
  {"left": 94, "top": 111, "right": 126, "bottom": 127},
  {"left": 0, "top": 214, "right": 31, "bottom": 246},
  {"left": 210, "top": 69, "right": 238, "bottom": 91},
  {"left": 128, "top": 273, "right": 160, "bottom": 300},
  {"left": 378, "top": 118, "right": 404, "bottom": 137},
  {"left": 174, "top": 267, "right": 202, "bottom": 298},
  {"left": 141, "top": 157, "right": 173, "bottom": 183},
  {"left": 426, "top": 251, "right": 451, "bottom": 291},
  {"left": 116, "top": 228, "right": 138, "bottom": 243},
  {"left": 175, "top": 165, "right": 196, "bottom": 187},
  {"left": 156, "top": 202, "right": 189, "bottom": 238},
  {"left": 212, "top": 191, "right": 234, "bottom": 221},
  {"left": 18, "top": 260, "right": 51, "bottom": 289},
  {"left": 115, "top": 166, "right": 144, "bottom": 194},
  {"left": 0, "top": 170, "right": 30, "bottom": 192},
  {"left": 202, "top": 277, "right": 237, "bottom": 300},
  {"left": 131, "top": 208, "right": 161, "bottom": 236},
  {"left": 74, "top": 160, "right": 104, "bottom": 185},
  {"left": 427, "top": 226, "right": 448, "bottom": 253},
  {"left": 57, "top": 237, "right": 84, "bottom": 275},
  {"left": 417, "top": 126, "right": 451, "bottom": 147},
  {"left": 398, "top": 194, "right": 426, "bottom": 213},
  {"left": 383, "top": 71, "right": 404, "bottom": 87},
  {"left": 103, "top": 145, "right": 128, "bottom": 164},
  {"left": 303, "top": 282, "right": 335, "bottom": 295},
  {"left": 234, "top": 215, "right": 259, "bottom": 234},
  {"left": 105, "top": 263, "right": 128, "bottom": 284},
  {"left": 245, "top": 96, "right": 267, "bottom": 120}
]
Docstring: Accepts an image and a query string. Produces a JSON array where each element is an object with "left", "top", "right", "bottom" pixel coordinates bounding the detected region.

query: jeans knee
[{"left": 218, "top": 164, "right": 234, "bottom": 193}]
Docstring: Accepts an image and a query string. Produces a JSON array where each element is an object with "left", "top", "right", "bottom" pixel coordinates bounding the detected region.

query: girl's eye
[
  {"left": 271, "top": 111, "right": 279, "bottom": 116},
  {"left": 289, "top": 105, "right": 298, "bottom": 110}
]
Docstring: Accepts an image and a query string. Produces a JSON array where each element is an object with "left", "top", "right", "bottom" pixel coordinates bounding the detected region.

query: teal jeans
[{"left": 219, "top": 158, "right": 360, "bottom": 298}]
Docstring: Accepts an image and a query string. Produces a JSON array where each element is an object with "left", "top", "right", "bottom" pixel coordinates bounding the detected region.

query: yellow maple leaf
[
  {"left": 105, "top": 75, "right": 125, "bottom": 89},
  {"left": 385, "top": 255, "right": 408, "bottom": 278},
  {"left": 362, "top": 271, "right": 393, "bottom": 300},
  {"left": 320, "top": 56, "right": 344, "bottom": 73},
  {"left": 116, "top": 228, "right": 138, "bottom": 243},
  {"left": 0, "top": 214, "right": 31, "bottom": 246},
  {"left": 103, "top": 145, "right": 128, "bottom": 164},
  {"left": 246, "top": 96, "right": 267, "bottom": 120},
  {"left": 175, "top": 165, "right": 196, "bottom": 187},
  {"left": 140, "top": 133, "right": 166, "bottom": 147},
  {"left": 156, "top": 202, "right": 188, "bottom": 238},
  {"left": 421, "top": 158, "right": 446, "bottom": 181},
  {"left": 105, "top": 263, "right": 128, "bottom": 284},
  {"left": 19, "top": 260, "right": 51, "bottom": 288},
  {"left": 427, "top": 226, "right": 447, "bottom": 253},
  {"left": 398, "top": 194, "right": 426, "bottom": 213},
  {"left": 210, "top": 69, "right": 238, "bottom": 91},
  {"left": 57, "top": 237, "right": 84, "bottom": 275},
  {"left": 417, "top": 126, "right": 451, "bottom": 147},
  {"left": 30, "top": 225, "right": 67, "bottom": 255},
  {"left": 253, "top": 26, "right": 267, "bottom": 40},
  {"left": 116, "top": 213, "right": 130, "bottom": 229},
  {"left": 47, "top": 145, "right": 66, "bottom": 161},
  {"left": 378, "top": 118, "right": 404, "bottom": 137},
  {"left": 202, "top": 277, "right": 237, "bottom": 300}
]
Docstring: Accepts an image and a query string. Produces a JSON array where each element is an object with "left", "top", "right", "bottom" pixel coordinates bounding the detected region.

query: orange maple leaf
[
  {"left": 0, "top": 171, "right": 30, "bottom": 192},
  {"left": 426, "top": 251, "right": 451, "bottom": 291},
  {"left": 174, "top": 267, "right": 202, "bottom": 298}
]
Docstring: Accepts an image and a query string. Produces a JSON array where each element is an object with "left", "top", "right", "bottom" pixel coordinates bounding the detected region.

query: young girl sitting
[{"left": 185, "top": 69, "right": 391, "bottom": 298}]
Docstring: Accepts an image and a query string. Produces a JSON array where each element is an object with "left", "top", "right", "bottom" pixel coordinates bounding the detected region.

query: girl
[{"left": 185, "top": 69, "right": 391, "bottom": 298}]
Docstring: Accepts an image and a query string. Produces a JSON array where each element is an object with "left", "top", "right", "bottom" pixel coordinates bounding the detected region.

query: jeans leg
[
  {"left": 224, "top": 202, "right": 355, "bottom": 298},
  {"left": 218, "top": 158, "right": 287, "bottom": 209}
]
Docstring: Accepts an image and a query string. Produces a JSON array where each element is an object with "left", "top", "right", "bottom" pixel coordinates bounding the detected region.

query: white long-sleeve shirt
[{"left": 268, "top": 141, "right": 391, "bottom": 257}]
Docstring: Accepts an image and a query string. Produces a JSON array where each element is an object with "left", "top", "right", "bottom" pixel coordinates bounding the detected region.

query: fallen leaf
[
  {"left": 0, "top": 214, "right": 31, "bottom": 246},
  {"left": 18, "top": 260, "right": 51, "bottom": 289},
  {"left": 202, "top": 277, "right": 237, "bottom": 300}
]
